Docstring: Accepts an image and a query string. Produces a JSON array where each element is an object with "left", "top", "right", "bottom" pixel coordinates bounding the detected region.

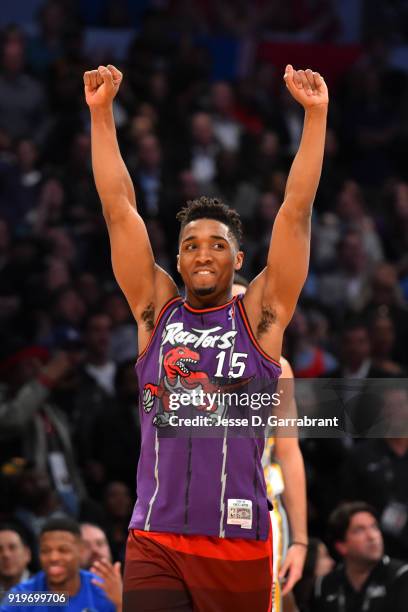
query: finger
[
  {"left": 114, "top": 561, "right": 122, "bottom": 576},
  {"left": 92, "top": 562, "right": 113, "bottom": 577},
  {"left": 305, "top": 69, "right": 315, "bottom": 91},
  {"left": 281, "top": 569, "right": 302, "bottom": 595},
  {"left": 283, "top": 64, "right": 293, "bottom": 82},
  {"left": 91, "top": 578, "right": 107, "bottom": 592},
  {"left": 98, "top": 65, "right": 114, "bottom": 90},
  {"left": 299, "top": 70, "right": 312, "bottom": 95},
  {"left": 89, "top": 70, "right": 96, "bottom": 89},
  {"left": 293, "top": 69, "right": 303, "bottom": 89},
  {"left": 313, "top": 71, "right": 325, "bottom": 91},
  {"left": 83, "top": 71, "right": 91, "bottom": 87},
  {"left": 283, "top": 65, "right": 300, "bottom": 95},
  {"left": 107, "top": 64, "right": 123, "bottom": 83},
  {"left": 96, "top": 71, "right": 104, "bottom": 87},
  {"left": 279, "top": 560, "right": 289, "bottom": 582}
]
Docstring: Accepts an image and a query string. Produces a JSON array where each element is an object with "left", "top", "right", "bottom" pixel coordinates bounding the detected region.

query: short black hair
[
  {"left": 0, "top": 522, "right": 30, "bottom": 547},
  {"left": 40, "top": 517, "right": 81, "bottom": 538},
  {"left": 176, "top": 197, "right": 243, "bottom": 247},
  {"left": 328, "top": 502, "right": 378, "bottom": 544}
]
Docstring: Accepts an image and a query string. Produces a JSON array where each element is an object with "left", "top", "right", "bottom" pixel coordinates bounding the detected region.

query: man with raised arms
[{"left": 84, "top": 63, "right": 328, "bottom": 612}]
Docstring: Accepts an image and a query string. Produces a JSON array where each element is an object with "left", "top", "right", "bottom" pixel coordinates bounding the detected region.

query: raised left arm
[
  {"left": 265, "top": 66, "right": 328, "bottom": 328},
  {"left": 244, "top": 66, "right": 328, "bottom": 360}
]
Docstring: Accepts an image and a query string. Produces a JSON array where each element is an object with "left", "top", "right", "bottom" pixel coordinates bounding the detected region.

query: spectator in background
[
  {"left": 326, "top": 319, "right": 389, "bottom": 379},
  {"left": 12, "top": 465, "right": 104, "bottom": 552},
  {"left": 133, "top": 134, "right": 165, "bottom": 218},
  {"left": 0, "top": 524, "right": 32, "bottom": 592},
  {"left": 189, "top": 112, "right": 219, "bottom": 189},
  {"left": 82, "top": 312, "right": 115, "bottom": 397},
  {"left": 102, "top": 483, "right": 133, "bottom": 564},
  {"left": 80, "top": 523, "right": 112, "bottom": 568},
  {"left": 317, "top": 231, "right": 371, "bottom": 313},
  {"left": 360, "top": 263, "right": 408, "bottom": 365},
  {"left": 0, "top": 27, "right": 47, "bottom": 142},
  {"left": 0, "top": 518, "right": 120, "bottom": 612},
  {"left": 293, "top": 538, "right": 335, "bottom": 611},
  {"left": 383, "top": 181, "right": 408, "bottom": 264},
  {"left": 87, "top": 360, "right": 140, "bottom": 490},
  {"left": 210, "top": 81, "right": 242, "bottom": 152},
  {"left": 368, "top": 310, "right": 406, "bottom": 375},
  {"left": 285, "top": 307, "right": 337, "bottom": 378},
  {"left": 312, "top": 502, "right": 408, "bottom": 611},
  {"left": 341, "top": 386, "right": 408, "bottom": 559},
  {"left": 103, "top": 292, "right": 138, "bottom": 363},
  {"left": 213, "top": 150, "right": 259, "bottom": 221},
  {"left": 0, "top": 350, "right": 86, "bottom": 515}
]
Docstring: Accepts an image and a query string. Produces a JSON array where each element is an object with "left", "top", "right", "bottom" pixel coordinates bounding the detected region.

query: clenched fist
[
  {"left": 283, "top": 65, "right": 328, "bottom": 110},
  {"left": 83, "top": 64, "right": 123, "bottom": 108}
]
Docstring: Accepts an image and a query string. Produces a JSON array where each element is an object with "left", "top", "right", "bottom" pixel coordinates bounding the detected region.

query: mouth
[
  {"left": 194, "top": 269, "right": 215, "bottom": 276},
  {"left": 47, "top": 566, "right": 66, "bottom": 577},
  {"left": 176, "top": 357, "right": 198, "bottom": 374}
]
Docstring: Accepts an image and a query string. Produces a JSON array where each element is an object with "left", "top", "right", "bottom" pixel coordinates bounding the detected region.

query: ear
[
  {"left": 234, "top": 250, "right": 244, "bottom": 271},
  {"left": 176, "top": 253, "right": 180, "bottom": 273}
]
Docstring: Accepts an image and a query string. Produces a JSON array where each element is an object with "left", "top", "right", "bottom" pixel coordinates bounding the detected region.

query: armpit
[
  {"left": 141, "top": 302, "right": 155, "bottom": 331},
  {"left": 257, "top": 305, "right": 277, "bottom": 337}
]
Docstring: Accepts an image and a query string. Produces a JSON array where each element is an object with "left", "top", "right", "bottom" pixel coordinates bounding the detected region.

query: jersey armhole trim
[
  {"left": 237, "top": 299, "right": 282, "bottom": 368},
  {"left": 137, "top": 296, "right": 182, "bottom": 363}
]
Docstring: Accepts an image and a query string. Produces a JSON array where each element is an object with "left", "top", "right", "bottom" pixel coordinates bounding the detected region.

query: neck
[
  {"left": 48, "top": 573, "right": 81, "bottom": 597},
  {"left": 185, "top": 288, "right": 232, "bottom": 309},
  {"left": 345, "top": 559, "right": 376, "bottom": 591}
]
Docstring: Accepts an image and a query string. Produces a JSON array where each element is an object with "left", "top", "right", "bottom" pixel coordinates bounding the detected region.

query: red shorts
[{"left": 123, "top": 528, "right": 273, "bottom": 612}]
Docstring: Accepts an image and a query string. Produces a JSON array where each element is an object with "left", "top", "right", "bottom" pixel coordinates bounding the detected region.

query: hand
[
  {"left": 91, "top": 559, "right": 123, "bottom": 610},
  {"left": 283, "top": 65, "right": 328, "bottom": 110},
  {"left": 41, "top": 352, "right": 72, "bottom": 383},
  {"left": 279, "top": 543, "right": 307, "bottom": 596},
  {"left": 84, "top": 65, "right": 123, "bottom": 109}
]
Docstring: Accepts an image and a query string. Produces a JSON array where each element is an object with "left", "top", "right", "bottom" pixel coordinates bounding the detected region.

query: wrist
[
  {"left": 305, "top": 104, "right": 328, "bottom": 117},
  {"left": 90, "top": 105, "right": 114, "bottom": 121},
  {"left": 291, "top": 540, "right": 308, "bottom": 549}
]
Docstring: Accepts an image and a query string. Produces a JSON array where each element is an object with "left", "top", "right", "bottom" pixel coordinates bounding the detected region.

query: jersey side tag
[{"left": 227, "top": 499, "right": 252, "bottom": 529}]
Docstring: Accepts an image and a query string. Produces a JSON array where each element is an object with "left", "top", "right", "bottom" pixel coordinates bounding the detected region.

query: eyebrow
[{"left": 182, "top": 235, "right": 228, "bottom": 244}]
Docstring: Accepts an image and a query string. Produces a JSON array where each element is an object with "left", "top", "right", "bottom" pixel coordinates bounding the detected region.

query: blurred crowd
[{"left": 0, "top": 0, "right": 408, "bottom": 606}]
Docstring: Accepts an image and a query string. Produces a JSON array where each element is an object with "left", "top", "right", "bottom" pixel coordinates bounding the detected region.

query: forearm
[
  {"left": 283, "top": 105, "right": 327, "bottom": 217},
  {"left": 0, "top": 380, "right": 49, "bottom": 432},
  {"left": 90, "top": 106, "right": 136, "bottom": 217},
  {"left": 280, "top": 445, "right": 308, "bottom": 543}
]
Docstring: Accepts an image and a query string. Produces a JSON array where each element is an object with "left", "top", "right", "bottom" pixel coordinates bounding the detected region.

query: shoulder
[
  {"left": 0, "top": 573, "right": 45, "bottom": 611},
  {"left": 314, "top": 568, "right": 341, "bottom": 599},
  {"left": 383, "top": 557, "right": 408, "bottom": 582},
  {"left": 9, "top": 571, "right": 45, "bottom": 592}
]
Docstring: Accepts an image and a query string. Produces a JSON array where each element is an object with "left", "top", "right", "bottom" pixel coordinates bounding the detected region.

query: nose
[{"left": 195, "top": 246, "right": 212, "bottom": 264}]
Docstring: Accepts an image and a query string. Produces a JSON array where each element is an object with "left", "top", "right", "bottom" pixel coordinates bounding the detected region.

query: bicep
[{"left": 265, "top": 204, "right": 311, "bottom": 327}]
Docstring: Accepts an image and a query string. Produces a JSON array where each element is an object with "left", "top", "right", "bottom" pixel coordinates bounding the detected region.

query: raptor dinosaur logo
[{"left": 143, "top": 345, "right": 250, "bottom": 426}]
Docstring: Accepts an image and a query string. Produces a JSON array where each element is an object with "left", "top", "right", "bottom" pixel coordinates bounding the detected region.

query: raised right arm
[{"left": 84, "top": 66, "right": 178, "bottom": 349}]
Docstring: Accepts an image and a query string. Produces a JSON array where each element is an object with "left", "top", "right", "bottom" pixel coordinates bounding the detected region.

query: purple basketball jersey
[{"left": 129, "top": 295, "right": 282, "bottom": 540}]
